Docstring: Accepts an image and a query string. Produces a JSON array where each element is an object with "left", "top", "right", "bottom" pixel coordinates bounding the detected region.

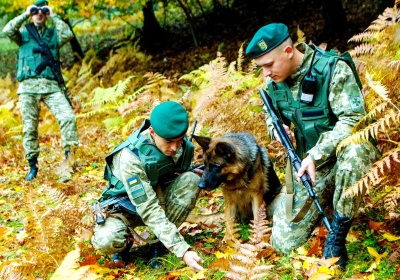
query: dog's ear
[
  {"left": 215, "top": 142, "right": 236, "bottom": 162},
  {"left": 192, "top": 135, "right": 211, "bottom": 151}
]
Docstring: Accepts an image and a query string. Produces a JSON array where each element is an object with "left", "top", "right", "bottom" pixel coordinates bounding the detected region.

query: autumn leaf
[
  {"left": 381, "top": 231, "right": 400, "bottom": 242},
  {"left": 368, "top": 220, "right": 384, "bottom": 231},
  {"left": 51, "top": 247, "right": 100, "bottom": 280},
  {"left": 0, "top": 226, "right": 12, "bottom": 239}
]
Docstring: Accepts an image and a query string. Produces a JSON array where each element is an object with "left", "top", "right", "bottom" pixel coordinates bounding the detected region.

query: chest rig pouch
[
  {"left": 267, "top": 45, "right": 362, "bottom": 158},
  {"left": 17, "top": 25, "right": 59, "bottom": 82}
]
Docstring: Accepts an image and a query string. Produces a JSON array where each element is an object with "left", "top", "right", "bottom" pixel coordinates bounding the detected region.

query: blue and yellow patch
[
  {"left": 127, "top": 176, "right": 138, "bottom": 185},
  {"left": 127, "top": 175, "right": 148, "bottom": 204}
]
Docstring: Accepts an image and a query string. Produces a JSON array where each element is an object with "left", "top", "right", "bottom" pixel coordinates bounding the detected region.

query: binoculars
[{"left": 30, "top": 7, "right": 50, "bottom": 15}]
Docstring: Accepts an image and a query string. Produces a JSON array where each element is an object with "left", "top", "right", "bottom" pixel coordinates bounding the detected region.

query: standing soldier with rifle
[
  {"left": 2, "top": 0, "right": 79, "bottom": 182},
  {"left": 246, "top": 23, "right": 381, "bottom": 269}
]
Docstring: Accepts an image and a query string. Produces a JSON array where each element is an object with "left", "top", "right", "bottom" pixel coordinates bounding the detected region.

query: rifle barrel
[{"left": 259, "top": 89, "right": 333, "bottom": 234}]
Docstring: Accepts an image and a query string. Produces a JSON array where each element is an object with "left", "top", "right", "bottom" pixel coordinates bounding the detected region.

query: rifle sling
[
  {"left": 110, "top": 213, "right": 160, "bottom": 244},
  {"left": 25, "top": 23, "right": 64, "bottom": 86},
  {"left": 285, "top": 159, "right": 313, "bottom": 223}
]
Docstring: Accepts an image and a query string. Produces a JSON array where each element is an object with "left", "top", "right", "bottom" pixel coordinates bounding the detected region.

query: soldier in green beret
[
  {"left": 2, "top": 0, "right": 79, "bottom": 182},
  {"left": 91, "top": 101, "right": 204, "bottom": 271},
  {"left": 246, "top": 23, "right": 380, "bottom": 269}
]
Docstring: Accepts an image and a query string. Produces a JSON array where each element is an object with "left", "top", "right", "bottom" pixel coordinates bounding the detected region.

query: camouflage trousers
[
  {"left": 91, "top": 172, "right": 200, "bottom": 255},
  {"left": 19, "top": 92, "right": 79, "bottom": 160},
  {"left": 270, "top": 141, "right": 381, "bottom": 254}
]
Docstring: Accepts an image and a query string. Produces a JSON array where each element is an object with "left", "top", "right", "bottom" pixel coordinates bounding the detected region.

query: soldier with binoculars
[{"left": 2, "top": 0, "right": 79, "bottom": 183}]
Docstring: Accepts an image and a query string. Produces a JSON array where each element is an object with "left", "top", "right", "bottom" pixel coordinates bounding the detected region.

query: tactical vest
[
  {"left": 17, "top": 26, "right": 59, "bottom": 82},
  {"left": 100, "top": 119, "right": 194, "bottom": 200},
  {"left": 267, "top": 45, "right": 362, "bottom": 158}
]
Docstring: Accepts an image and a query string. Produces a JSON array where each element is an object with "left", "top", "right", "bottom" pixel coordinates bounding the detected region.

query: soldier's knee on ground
[{"left": 91, "top": 217, "right": 129, "bottom": 255}]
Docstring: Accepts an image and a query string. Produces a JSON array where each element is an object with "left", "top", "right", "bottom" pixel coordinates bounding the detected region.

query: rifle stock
[{"left": 259, "top": 89, "right": 333, "bottom": 233}]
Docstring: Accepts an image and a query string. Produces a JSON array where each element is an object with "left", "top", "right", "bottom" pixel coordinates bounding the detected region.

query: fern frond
[
  {"left": 348, "top": 31, "right": 376, "bottom": 43},
  {"left": 121, "top": 115, "right": 147, "bottom": 136},
  {"left": 388, "top": 59, "right": 400, "bottom": 71},
  {"left": 144, "top": 72, "right": 171, "bottom": 87},
  {"left": 344, "top": 148, "right": 400, "bottom": 197},
  {"left": 77, "top": 104, "right": 118, "bottom": 118},
  {"left": 125, "top": 84, "right": 151, "bottom": 102},
  {"left": 296, "top": 25, "right": 306, "bottom": 43},
  {"left": 85, "top": 75, "right": 134, "bottom": 107},
  {"left": 237, "top": 43, "right": 245, "bottom": 72},
  {"left": 365, "top": 71, "right": 390, "bottom": 102},
  {"left": 337, "top": 110, "right": 400, "bottom": 152},
  {"left": 353, "top": 101, "right": 390, "bottom": 131},
  {"left": 103, "top": 116, "right": 124, "bottom": 133},
  {"left": 367, "top": 8, "right": 397, "bottom": 31},
  {"left": 349, "top": 43, "right": 375, "bottom": 57}
]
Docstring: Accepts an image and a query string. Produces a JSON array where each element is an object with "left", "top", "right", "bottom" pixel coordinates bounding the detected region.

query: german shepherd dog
[{"left": 192, "top": 132, "right": 282, "bottom": 241}]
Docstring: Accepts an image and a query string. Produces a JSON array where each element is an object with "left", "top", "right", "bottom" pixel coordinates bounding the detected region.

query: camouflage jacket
[
  {"left": 2, "top": 13, "right": 73, "bottom": 94},
  {"left": 264, "top": 43, "right": 366, "bottom": 168},
  {"left": 109, "top": 129, "right": 191, "bottom": 258}
]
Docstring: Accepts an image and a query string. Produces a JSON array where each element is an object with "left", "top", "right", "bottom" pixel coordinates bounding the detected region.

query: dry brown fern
[
  {"left": 179, "top": 47, "right": 267, "bottom": 143},
  {"left": 345, "top": 148, "right": 400, "bottom": 198},
  {"left": 225, "top": 203, "right": 275, "bottom": 280},
  {"left": 349, "top": 43, "right": 375, "bottom": 57},
  {"left": 339, "top": 4, "right": 400, "bottom": 212},
  {"left": 337, "top": 110, "right": 399, "bottom": 152},
  {"left": 0, "top": 187, "right": 70, "bottom": 278}
]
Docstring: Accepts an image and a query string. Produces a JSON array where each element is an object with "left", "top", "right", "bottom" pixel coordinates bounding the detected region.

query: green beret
[
  {"left": 150, "top": 101, "right": 189, "bottom": 139},
  {"left": 246, "top": 23, "right": 290, "bottom": 58},
  {"left": 33, "top": 0, "right": 48, "bottom": 6}
]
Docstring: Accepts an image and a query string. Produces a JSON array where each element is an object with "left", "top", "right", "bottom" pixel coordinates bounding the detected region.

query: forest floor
[
  {"left": 142, "top": 0, "right": 388, "bottom": 79},
  {"left": 0, "top": 1, "right": 398, "bottom": 279}
]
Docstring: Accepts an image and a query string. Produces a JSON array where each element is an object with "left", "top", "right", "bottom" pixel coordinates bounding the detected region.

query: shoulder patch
[{"left": 127, "top": 175, "right": 148, "bottom": 204}]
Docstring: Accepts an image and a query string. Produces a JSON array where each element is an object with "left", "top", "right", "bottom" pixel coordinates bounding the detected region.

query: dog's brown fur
[{"left": 191, "top": 132, "right": 281, "bottom": 241}]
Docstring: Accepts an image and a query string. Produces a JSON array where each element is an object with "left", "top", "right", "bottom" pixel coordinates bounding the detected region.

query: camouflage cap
[
  {"left": 246, "top": 23, "right": 290, "bottom": 58},
  {"left": 33, "top": 0, "right": 48, "bottom": 6},
  {"left": 150, "top": 101, "right": 189, "bottom": 139}
]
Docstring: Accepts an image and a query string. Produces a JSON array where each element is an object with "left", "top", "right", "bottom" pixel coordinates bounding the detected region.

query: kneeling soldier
[{"left": 91, "top": 101, "right": 204, "bottom": 272}]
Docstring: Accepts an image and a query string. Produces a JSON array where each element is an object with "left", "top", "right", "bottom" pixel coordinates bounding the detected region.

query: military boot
[
  {"left": 149, "top": 241, "right": 167, "bottom": 269},
  {"left": 59, "top": 150, "right": 75, "bottom": 183},
  {"left": 112, "top": 241, "right": 133, "bottom": 264},
  {"left": 322, "top": 211, "right": 353, "bottom": 270},
  {"left": 26, "top": 157, "right": 38, "bottom": 181}
]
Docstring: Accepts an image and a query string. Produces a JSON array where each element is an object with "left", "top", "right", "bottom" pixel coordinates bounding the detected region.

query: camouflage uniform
[
  {"left": 92, "top": 130, "right": 200, "bottom": 258},
  {"left": 2, "top": 13, "right": 79, "bottom": 160},
  {"left": 264, "top": 43, "right": 381, "bottom": 253}
]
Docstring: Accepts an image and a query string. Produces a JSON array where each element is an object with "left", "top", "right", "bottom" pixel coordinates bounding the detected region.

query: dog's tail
[{"left": 185, "top": 213, "right": 224, "bottom": 225}]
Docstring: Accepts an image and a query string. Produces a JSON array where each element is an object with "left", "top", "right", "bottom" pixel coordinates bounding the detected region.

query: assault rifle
[
  {"left": 92, "top": 195, "right": 138, "bottom": 225},
  {"left": 26, "top": 23, "right": 72, "bottom": 107},
  {"left": 189, "top": 120, "right": 205, "bottom": 172},
  {"left": 259, "top": 89, "right": 333, "bottom": 234}
]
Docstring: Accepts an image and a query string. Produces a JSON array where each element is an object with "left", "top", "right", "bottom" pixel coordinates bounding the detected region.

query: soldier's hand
[
  {"left": 273, "top": 123, "right": 293, "bottom": 143},
  {"left": 183, "top": 250, "right": 204, "bottom": 272},
  {"left": 295, "top": 155, "right": 316, "bottom": 185}
]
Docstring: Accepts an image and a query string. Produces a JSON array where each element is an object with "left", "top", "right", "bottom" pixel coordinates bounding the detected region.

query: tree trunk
[
  {"left": 142, "top": 0, "right": 167, "bottom": 50},
  {"left": 63, "top": 19, "right": 84, "bottom": 62},
  {"left": 176, "top": 0, "right": 198, "bottom": 47},
  {"left": 322, "top": 0, "right": 348, "bottom": 35}
]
